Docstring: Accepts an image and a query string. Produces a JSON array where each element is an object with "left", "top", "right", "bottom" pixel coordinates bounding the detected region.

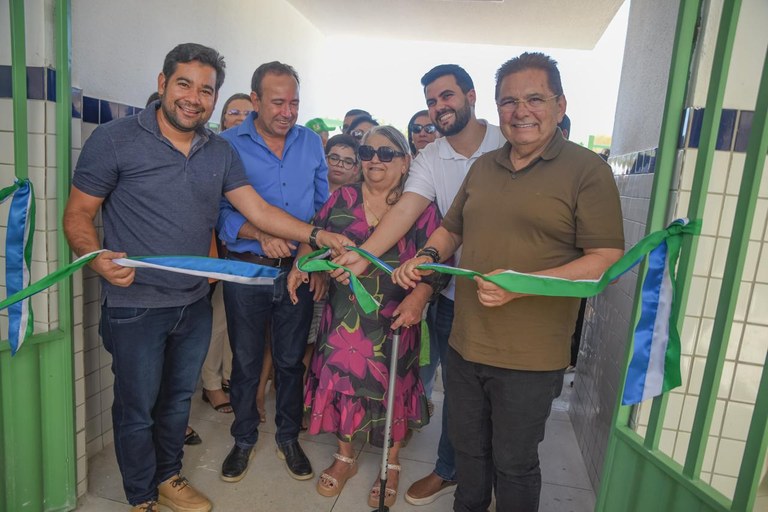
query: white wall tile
[
  {"left": 747, "top": 283, "right": 768, "bottom": 325},
  {"left": 717, "top": 195, "right": 738, "bottom": 238},
  {"left": 45, "top": 135, "right": 56, "bottom": 168},
  {"left": 702, "top": 193, "right": 724, "bottom": 236},
  {"left": 27, "top": 134, "right": 45, "bottom": 168},
  {"left": 45, "top": 102, "right": 57, "bottom": 135},
  {"left": 753, "top": 199, "right": 768, "bottom": 241},
  {"left": 663, "top": 392, "right": 684, "bottom": 430},
  {"left": 730, "top": 363, "right": 762, "bottom": 402},
  {"left": 757, "top": 242, "right": 768, "bottom": 283},
  {"left": 702, "top": 434, "right": 719, "bottom": 473},
  {"left": 726, "top": 152, "right": 745, "bottom": 196},
  {"left": 739, "top": 323, "right": 768, "bottom": 364},
  {"left": 0, "top": 132, "right": 15, "bottom": 165},
  {"left": 680, "top": 316, "right": 700, "bottom": 356},
  {"left": 718, "top": 361, "right": 734, "bottom": 400},
  {"left": 0, "top": 99, "right": 13, "bottom": 131},
  {"left": 680, "top": 392, "right": 699, "bottom": 432},
  {"left": 760, "top": 160, "right": 768, "bottom": 199},
  {"left": 694, "top": 235, "right": 715, "bottom": 276},
  {"left": 703, "top": 278, "right": 722, "bottom": 318},
  {"left": 708, "top": 152, "right": 730, "bottom": 194},
  {"left": 714, "top": 438, "right": 746, "bottom": 478},
  {"left": 686, "top": 276, "right": 707, "bottom": 316},
  {"left": 679, "top": 149, "right": 698, "bottom": 192},
  {"left": 672, "top": 430, "right": 690, "bottom": 465},
  {"left": 27, "top": 100, "right": 45, "bottom": 134},
  {"left": 695, "top": 318, "right": 713, "bottom": 357},
  {"left": 710, "top": 474, "right": 737, "bottom": 500},
  {"left": 659, "top": 428, "right": 676, "bottom": 455},
  {"left": 720, "top": 401, "right": 754, "bottom": 441},
  {"left": 687, "top": 358, "right": 706, "bottom": 403},
  {"left": 726, "top": 322, "right": 742, "bottom": 361}
]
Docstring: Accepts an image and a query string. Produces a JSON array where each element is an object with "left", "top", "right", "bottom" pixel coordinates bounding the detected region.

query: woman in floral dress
[{"left": 288, "top": 126, "right": 446, "bottom": 507}]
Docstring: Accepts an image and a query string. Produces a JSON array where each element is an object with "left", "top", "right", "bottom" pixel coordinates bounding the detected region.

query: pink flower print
[
  {"left": 339, "top": 401, "right": 366, "bottom": 433},
  {"left": 318, "top": 365, "right": 356, "bottom": 395},
  {"left": 327, "top": 327, "right": 374, "bottom": 379},
  {"left": 340, "top": 185, "right": 359, "bottom": 207},
  {"left": 366, "top": 359, "right": 390, "bottom": 392}
]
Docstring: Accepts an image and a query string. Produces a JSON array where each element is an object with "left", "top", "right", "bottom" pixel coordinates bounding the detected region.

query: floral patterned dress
[{"left": 304, "top": 183, "right": 446, "bottom": 447}]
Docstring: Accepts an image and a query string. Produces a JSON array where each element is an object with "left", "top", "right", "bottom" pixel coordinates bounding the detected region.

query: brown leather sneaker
[
  {"left": 405, "top": 471, "right": 457, "bottom": 506},
  {"left": 130, "top": 501, "right": 158, "bottom": 512},
  {"left": 158, "top": 475, "right": 212, "bottom": 512}
]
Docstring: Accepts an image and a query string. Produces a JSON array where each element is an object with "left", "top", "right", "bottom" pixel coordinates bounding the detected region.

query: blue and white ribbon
[
  {"left": 622, "top": 219, "right": 687, "bottom": 405},
  {"left": 2, "top": 179, "right": 35, "bottom": 355}
]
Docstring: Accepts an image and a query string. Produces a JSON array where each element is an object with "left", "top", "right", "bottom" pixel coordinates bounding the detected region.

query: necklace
[{"left": 363, "top": 190, "right": 390, "bottom": 227}]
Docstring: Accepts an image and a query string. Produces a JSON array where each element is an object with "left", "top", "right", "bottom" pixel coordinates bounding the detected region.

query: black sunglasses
[
  {"left": 411, "top": 123, "right": 437, "bottom": 134},
  {"left": 358, "top": 145, "right": 406, "bottom": 162}
]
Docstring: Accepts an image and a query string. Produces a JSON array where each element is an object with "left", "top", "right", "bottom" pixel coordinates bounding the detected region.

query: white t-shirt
[{"left": 404, "top": 120, "right": 506, "bottom": 300}]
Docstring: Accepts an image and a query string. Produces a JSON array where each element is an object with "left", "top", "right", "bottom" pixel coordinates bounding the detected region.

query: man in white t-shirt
[{"left": 333, "top": 64, "right": 505, "bottom": 506}]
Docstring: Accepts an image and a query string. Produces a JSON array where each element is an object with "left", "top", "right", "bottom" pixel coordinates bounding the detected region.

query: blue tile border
[
  {"left": 608, "top": 147, "right": 658, "bottom": 176},
  {"left": 82, "top": 96, "right": 99, "bottom": 124},
  {"left": 680, "top": 106, "right": 753, "bottom": 153},
  {"left": 0, "top": 65, "right": 143, "bottom": 124}
]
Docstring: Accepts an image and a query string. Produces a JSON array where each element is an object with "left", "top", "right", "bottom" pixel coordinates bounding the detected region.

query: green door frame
[
  {"left": 597, "top": 0, "right": 768, "bottom": 510},
  {"left": 1, "top": 1, "right": 76, "bottom": 510}
]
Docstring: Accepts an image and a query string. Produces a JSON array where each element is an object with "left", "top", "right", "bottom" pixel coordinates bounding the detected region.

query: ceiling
[{"left": 285, "top": 0, "right": 625, "bottom": 50}]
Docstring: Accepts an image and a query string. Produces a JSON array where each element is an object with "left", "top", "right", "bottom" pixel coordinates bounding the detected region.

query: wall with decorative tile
[
  {"left": 2, "top": 0, "right": 329, "bottom": 500},
  {"left": 569, "top": 0, "right": 678, "bottom": 490},
  {"left": 572, "top": 0, "right": 768, "bottom": 501}
]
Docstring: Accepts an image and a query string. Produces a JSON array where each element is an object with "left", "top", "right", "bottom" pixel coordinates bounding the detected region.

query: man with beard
[
  {"left": 63, "top": 44, "right": 350, "bottom": 512},
  {"left": 393, "top": 52, "right": 623, "bottom": 512},
  {"left": 217, "top": 61, "right": 328, "bottom": 484},
  {"left": 333, "top": 63, "right": 505, "bottom": 506}
]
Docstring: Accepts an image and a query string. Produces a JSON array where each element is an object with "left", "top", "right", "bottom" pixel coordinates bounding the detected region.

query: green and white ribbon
[
  {"left": 298, "top": 220, "right": 700, "bottom": 304},
  {"left": 298, "top": 220, "right": 700, "bottom": 404}
]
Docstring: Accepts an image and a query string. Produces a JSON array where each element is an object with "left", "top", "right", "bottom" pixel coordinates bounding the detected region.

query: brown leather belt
[{"left": 228, "top": 251, "right": 294, "bottom": 268}]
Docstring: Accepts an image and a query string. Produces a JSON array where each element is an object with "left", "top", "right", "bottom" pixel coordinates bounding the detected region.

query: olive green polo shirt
[{"left": 442, "top": 130, "right": 624, "bottom": 370}]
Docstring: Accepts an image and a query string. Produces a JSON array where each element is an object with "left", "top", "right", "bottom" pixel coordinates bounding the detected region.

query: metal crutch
[{"left": 370, "top": 326, "right": 402, "bottom": 512}]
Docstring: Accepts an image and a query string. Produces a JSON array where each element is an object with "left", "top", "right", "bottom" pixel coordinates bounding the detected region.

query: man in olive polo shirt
[{"left": 393, "top": 52, "right": 624, "bottom": 512}]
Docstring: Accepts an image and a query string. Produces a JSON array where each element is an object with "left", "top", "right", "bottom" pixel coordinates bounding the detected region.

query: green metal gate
[
  {"left": 1, "top": 0, "right": 77, "bottom": 510},
  {"left": 597, "top": 1, "right": 768, "bottom": 511}
]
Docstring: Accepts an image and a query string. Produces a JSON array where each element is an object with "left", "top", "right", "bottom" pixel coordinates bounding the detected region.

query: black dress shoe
[
  {"left": 221, "top": 445, "right": 253, "bottom": 483},
  {"left": 276, "top": 441, "right": 314, "bottom": 480}
]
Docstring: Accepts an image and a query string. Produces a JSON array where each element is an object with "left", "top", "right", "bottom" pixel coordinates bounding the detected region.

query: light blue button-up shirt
[{"left": 217, "top": 112, "right": 329, "bottom": 255}]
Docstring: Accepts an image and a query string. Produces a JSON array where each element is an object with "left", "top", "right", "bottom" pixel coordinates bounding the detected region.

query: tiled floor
[{"left": 79, "top": 373, "right": 594, "bottom": 511}]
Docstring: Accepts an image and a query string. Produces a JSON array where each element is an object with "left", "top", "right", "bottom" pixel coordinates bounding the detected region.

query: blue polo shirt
[
  {"left": 217, "top": 112, "right": 329, "bottom": 255},
  {"left": 72, "top": 102, "right": 249, "bottom": 308}
]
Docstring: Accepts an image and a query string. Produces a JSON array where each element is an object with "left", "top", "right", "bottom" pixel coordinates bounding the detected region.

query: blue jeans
[
  {"left": 423, "top": 295, "right": 456, "bottom": 481},
  {"left": 446, "top": 347, "right": 564, "bottom": 512},
  {"left": 224, "top": 270, "right": 313, "bottom": 448},
  {"left": 100, "top": 297, "right": 212, "bottom": 505}
]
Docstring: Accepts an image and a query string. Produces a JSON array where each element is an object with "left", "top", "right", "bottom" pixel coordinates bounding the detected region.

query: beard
[
  {"left": 160, "top": 97, "right": 207, "bottom": 133},
  {"left": 434, "top": 99, "right": 471, "bottom": 136}
]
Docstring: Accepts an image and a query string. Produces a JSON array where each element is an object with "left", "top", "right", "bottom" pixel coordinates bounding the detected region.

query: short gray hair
[{"left": 360, "top": 125, "right": 411, "bottom": 205}]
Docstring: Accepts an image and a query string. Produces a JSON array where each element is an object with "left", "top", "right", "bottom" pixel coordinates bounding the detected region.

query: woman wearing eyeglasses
[
  {"left": 345, "top": 114, "right": 379, "bottom": 141},
  {"left": 218, "top": 93, "right": 253, "bottom": 131},
  {"left": 288, "top": 126, "right": 447, "bottom": 507},
  {"left": 407, "top": 110, "right": 440, "bottom": 156}
]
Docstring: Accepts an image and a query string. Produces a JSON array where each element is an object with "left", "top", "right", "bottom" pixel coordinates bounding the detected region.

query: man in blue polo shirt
[
  {"left": 217, "top": 61, "right": 327, "bottom": 483},
  {"left": 63, "top": 44, "right": 350, "bottom": 512}
]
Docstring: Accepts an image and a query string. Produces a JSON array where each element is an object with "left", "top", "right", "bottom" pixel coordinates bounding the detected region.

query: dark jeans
[
  {"left": 100, "top": 297, "right": 212, "bottom": 505},
  {"left": 224, "top": 270, "right": 313, "bottom": 448},
  {"left": 423, "top": 295, "right": 456, "bottom": 481},
  {"left": 446, "top": 347, "right": 564, "bottom": 512}
]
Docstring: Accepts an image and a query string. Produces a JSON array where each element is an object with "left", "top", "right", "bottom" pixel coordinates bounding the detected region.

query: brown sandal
[
  {"left": 367, "top": 463, "right": 401, "bottom": 507},
  {"left": 316, "top": 453, "right": 357, "bottom": 497}
]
